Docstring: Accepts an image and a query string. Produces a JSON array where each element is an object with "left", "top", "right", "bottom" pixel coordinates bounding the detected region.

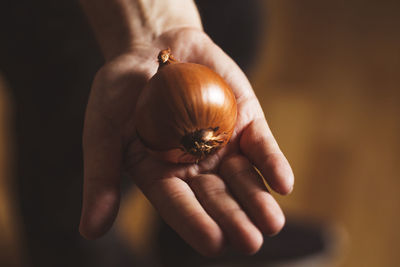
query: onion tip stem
[{"left": 158, "top": 48, "right": 178, "bottom": 69}]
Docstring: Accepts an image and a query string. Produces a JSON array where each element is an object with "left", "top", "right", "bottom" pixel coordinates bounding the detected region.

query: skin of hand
[{"left": 79, "top": 26, "right": 294, "bottom": 257}]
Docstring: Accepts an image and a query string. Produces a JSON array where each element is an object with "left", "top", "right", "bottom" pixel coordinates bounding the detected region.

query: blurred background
[{"left": 0, "top": 0, "right": 399, "bottom": 266}]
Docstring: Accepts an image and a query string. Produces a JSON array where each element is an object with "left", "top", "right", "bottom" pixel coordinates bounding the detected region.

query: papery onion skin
[{"left": 135, "top": 49, "right": 237, "bottom": 163}]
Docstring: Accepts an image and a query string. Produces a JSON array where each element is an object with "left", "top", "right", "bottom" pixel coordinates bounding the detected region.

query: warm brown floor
[
  {"left": 1, "top": 1, "right": 399, "bottom": 266},
  {"left": 250, "top": 1, "right": 400, "bottom": 266}
]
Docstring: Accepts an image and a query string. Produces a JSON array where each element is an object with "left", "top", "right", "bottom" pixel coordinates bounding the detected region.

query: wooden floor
[{"left": 1, "top": 1, "right": 399, "bottom": 266}]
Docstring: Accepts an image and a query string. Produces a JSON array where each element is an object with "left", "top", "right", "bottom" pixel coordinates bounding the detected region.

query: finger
[
  {"left": 220, "top": 155, "right": 285, "bottom": 236},
  {"left": 140, "top": 177, "right": 225, "bottom": 257},
  {"left": 187, "top": 174, "right": 263, "bottom": 255},
  {"left": 80, "top": 111, "right": 122, "bottom": 240},
  {"left": 240, "top": 118, "right": 294, "bottom": 195}
]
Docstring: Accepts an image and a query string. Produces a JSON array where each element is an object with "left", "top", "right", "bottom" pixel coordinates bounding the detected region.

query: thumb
[{"left": 79, "top": 110, "right": 122, "bottom": 239}]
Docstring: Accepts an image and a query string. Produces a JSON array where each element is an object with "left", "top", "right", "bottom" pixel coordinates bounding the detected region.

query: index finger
[{"left": 240, "top": 118, "right": 294, "bottom": 195}]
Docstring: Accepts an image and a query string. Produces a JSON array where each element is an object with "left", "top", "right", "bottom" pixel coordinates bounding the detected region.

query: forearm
[{"left": 80, "top": 0, "right": 202, "bottom": 60}]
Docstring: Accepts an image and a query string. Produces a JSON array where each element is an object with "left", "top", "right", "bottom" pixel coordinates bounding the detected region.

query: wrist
[{"left": 80, "top": 0, "right": 202, "bottom": 61}]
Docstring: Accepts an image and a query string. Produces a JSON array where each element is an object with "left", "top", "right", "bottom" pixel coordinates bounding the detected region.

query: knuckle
[
  {"left": 218, "top": 206, "right": 244, "bottom": 224},
  {"left": 188, "top": 174, "right": 224, "bottom": 193},
  {"left": 224, "top": 154, "right": 247, "bottom": 167},
  {"left": 225, "top": 166, "right": 258, "bottom": 184},
  {"left": 246, "top": 190, "right": 269, "bottom": 206},
  {"left": 220, "top": 154, "right": 252, "bottom": 177}
]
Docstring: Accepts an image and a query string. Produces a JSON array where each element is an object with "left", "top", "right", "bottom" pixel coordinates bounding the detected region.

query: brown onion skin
[{"left": 135, "top": 51, "right": 237, "bottom": 163}]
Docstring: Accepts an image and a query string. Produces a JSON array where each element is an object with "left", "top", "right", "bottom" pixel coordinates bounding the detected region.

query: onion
[{"left": 135, "top": 49, "right": 237, "bottom": 163}]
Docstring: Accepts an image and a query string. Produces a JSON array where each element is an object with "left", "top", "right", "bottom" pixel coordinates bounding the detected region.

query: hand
[{"left": 79, "top": 27, "right": 294, "bottom": 256}]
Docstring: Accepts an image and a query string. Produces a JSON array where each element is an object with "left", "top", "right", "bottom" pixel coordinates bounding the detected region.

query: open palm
[{"left": 80, "top": 28, "right": 294, "bottom": 256}]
